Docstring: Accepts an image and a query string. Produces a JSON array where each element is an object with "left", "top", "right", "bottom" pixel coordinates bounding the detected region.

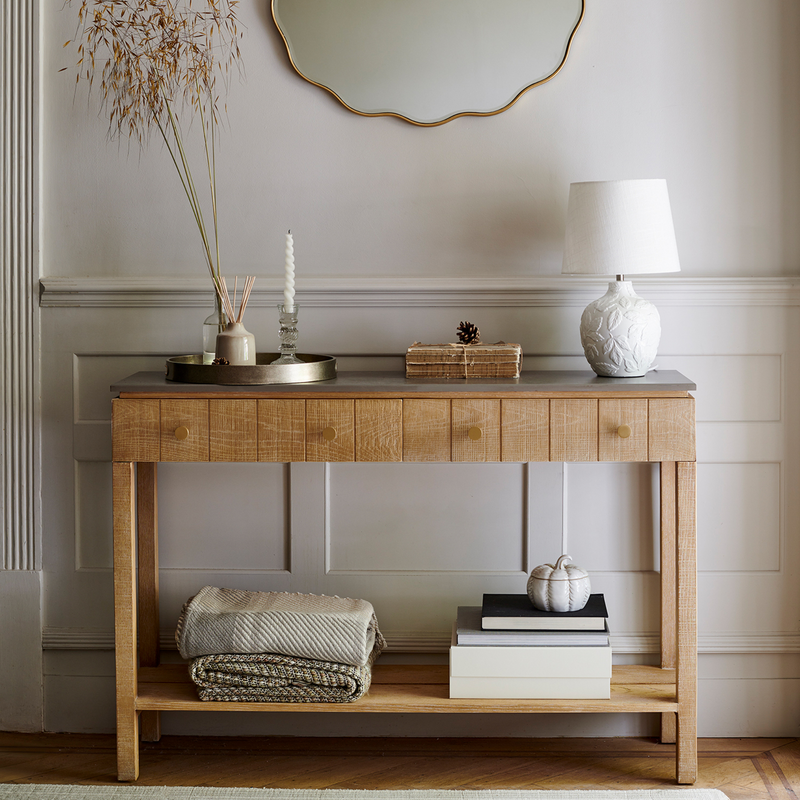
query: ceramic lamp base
[{"left": 579, "top": 280, "right": 660, "bottom": 378}]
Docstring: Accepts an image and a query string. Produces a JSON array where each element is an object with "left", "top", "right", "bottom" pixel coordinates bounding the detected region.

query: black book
[{"left": 481, "top": 593, "right": 608, "bottom": 631}]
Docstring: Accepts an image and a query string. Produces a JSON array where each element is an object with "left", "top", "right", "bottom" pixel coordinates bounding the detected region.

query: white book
[
  {"left": 450, "top": 625, "right": 612, "bottom": 678},
  {"left": 449, "top": 675, "right": 611, "bottom": 699}
]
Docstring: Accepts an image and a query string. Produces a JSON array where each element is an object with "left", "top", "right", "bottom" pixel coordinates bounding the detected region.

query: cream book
[
  {"left": 449, "top": 624, "right": 612, "bottom": 679},
  {"left": 449, "top": 675, "right": 611, "bottom": 700}
]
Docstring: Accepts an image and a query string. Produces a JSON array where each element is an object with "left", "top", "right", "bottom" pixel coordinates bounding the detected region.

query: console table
[{"left": 111, "top": 370, "right": 697, "bottom": 784}]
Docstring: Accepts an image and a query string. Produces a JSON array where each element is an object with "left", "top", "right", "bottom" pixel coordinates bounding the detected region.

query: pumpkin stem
[{"left": 555, "top": 554, "right": 572, "bottom": 569}]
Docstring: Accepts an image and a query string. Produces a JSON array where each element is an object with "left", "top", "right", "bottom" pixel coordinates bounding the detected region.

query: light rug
[{"left": 0, "top": 788, "right": 731, "bottom": 799}]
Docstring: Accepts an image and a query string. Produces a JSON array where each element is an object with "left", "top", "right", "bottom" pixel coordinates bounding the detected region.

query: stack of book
[
  {"left": 449, "top": 593, "right": 611, "bottom": 699},
  {"left": 405, "top": 342, "right": 522, "bottom": 379}
]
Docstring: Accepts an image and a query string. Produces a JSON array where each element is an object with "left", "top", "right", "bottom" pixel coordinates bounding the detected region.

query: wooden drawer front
[
  {"left": 112, "top": 399, "right": 160, "bottom": 462},
  {"left": 210, "top": 400, "right": 257, "bottom": 462},
  {"left": 306, "top": 399, "right": 354, "bottom": 462},
  {"left": 550, "top": 399, "right": 598, "bottom": 462},
  {"left": 452, "top": 399, "right": 500, "bottom": 462},
  {"left": 355, "top": 399, "right": 402, "bottom": 462},
  {"left": 160, "top": 400, "right": 209, "bottom": 462},
  {"left": 598, "top": 399, "right": 648, "bottom": 462},
  {"left": 258, "top": 399, "right": 305, "bottom": 462},
  {"left": 500, "top": 399, "right": 549, "bottom": 462},
  {"left": 649, "top": 398, "right": 696, "bottom": 461},
  {"left": 403, "top": 399, "right": 450, "bottom": 462}
]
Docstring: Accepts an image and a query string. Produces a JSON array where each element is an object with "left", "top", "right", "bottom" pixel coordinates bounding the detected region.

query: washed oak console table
[{"left": 111, "top": 370, "right": 697, "bottom": 783}]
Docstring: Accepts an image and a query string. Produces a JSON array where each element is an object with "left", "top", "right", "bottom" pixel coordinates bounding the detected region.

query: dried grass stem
[{"left": 66, "top": 0, "right": 244, "bottom": 286}]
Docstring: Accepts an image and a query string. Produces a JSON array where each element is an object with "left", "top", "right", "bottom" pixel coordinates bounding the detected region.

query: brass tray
[{"left": 166, "top": 354, "right": 337, "bottom": 385}]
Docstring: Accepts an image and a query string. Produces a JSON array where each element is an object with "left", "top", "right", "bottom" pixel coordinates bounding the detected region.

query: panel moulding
[
  {"left": 39, "top": 276, "right": 800, "bottom": 309},
  {"left": 697, "top": 462, "right": 782, "bottom": 573},
  {"left": 40, "top": 627, "right": 800, "bottom": 654},
  {"left": 324, "top": 462, "right": 529, "bottom": 575}
]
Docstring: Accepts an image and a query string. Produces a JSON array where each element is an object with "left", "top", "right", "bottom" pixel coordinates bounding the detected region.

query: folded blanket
[
  {"left": 189, "top": 648, "right": 378, "bottom": 703},
  {"left": 176, "top": 586, "right": 386, "bottom": 667}
]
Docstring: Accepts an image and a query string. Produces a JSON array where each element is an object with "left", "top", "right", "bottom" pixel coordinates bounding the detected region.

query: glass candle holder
[{"left": 274, "top": 303, "right": 302, "bottom": 365}]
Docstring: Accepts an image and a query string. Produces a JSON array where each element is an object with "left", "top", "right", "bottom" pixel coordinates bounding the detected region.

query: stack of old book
[
  {"left": 405, "top": 342, "right": 522, "bottom": 379},
  {"left": 449, "top": 593, "right": 611, "bottom": 699}
]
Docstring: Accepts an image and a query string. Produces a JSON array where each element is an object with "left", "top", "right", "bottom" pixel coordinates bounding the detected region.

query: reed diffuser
[{"left": 214, "top": 276, "right": 257, "bottom": 365}]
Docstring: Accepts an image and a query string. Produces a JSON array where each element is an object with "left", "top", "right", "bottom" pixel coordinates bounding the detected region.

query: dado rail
[{"left": 111, "top": 370, "right": 697, "bottom": 783}]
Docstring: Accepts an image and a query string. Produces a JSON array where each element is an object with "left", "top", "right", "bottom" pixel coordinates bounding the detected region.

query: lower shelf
[{"left": 136, "top": 663, "right": 677, "bottom": 715}]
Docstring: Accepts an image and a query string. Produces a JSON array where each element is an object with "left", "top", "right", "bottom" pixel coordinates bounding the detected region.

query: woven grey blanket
[
  {"left": 176, "top": 587, "right": 386, "bottom": 667},
  {"left": 189, "top": 644, "right": 380, "bottom": 702}
]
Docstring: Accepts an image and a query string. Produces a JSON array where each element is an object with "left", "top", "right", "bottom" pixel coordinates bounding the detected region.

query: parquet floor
[{"left": 0, "top": 733, "right": 798, "bottom": 797}]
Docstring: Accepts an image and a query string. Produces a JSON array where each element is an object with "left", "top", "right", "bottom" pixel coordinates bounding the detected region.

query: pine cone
[
  {"left": 211, "top": 357, "right": 230, "bottom": 366},
  {"left": 457, "top": 321, "right": 481, "bottom": 345}
]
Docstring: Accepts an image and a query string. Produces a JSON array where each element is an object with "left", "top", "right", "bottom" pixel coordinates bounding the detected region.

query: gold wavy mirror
[{"left": 272, "top": 0, "right": 585, "bottom": 127}]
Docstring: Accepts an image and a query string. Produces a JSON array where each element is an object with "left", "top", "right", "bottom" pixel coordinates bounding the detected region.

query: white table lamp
[{"left": 562, "top": 179, "right": 680, "bottom": 377}]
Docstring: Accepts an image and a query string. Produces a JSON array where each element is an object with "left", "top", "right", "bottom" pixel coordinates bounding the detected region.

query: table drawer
[
  {"left": 306, "top": 399, "right": 354, "bottom": 461},
  {"left": 598, "top": 399, "right": 648, "bottom": 462},
  {"left": 452, "top": 399, "right": 500, "bottom": 462},
  {"left": 161, "top": 399, "right": 209, "bottom": 462}
]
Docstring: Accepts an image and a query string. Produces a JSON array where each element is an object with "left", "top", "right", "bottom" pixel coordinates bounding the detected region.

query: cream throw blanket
[{"left": 176, "top": 586, "right": 386, "bottom": 668}]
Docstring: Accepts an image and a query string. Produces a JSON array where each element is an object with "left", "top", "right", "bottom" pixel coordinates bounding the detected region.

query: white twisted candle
[{"left": 284, "top": 231, "right": 295, "bottom": 312}]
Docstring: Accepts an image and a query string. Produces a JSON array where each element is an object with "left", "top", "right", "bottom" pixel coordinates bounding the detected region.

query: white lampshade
[{"left": 562, "top": 179, "right": 680, "bottom": 276}]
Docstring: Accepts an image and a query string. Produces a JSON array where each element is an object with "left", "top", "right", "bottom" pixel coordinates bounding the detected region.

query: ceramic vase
[{"left": 215, "top": 321, "right": 256, "bottom": 365}]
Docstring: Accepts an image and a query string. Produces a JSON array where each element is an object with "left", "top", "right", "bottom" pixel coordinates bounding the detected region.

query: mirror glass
[{"left": 272, "top": 0, "right": 584, "bottom": 126}]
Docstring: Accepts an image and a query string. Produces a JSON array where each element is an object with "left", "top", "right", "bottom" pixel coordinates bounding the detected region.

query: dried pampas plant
[{"left": 64, "top": 0, "right": 244, "bottom": 291}]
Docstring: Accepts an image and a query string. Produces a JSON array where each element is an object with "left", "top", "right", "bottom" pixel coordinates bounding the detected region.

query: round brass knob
[
  {"left": 174, "top": 426, "right": 190, "bottom": 441},
  {"left": 617, "top": 424, "right": 632, "bottom": 439},
  {"left": 322, "top": 427, "right": 337, "bottom": 441},
  {"left": 468, "top": 427, "right": 482, "bottom": 441}
]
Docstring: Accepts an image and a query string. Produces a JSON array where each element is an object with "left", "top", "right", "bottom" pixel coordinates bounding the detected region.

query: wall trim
[
  {"left": 2, "top": 0, "right": 40, "bottom": 570},
  {"left": 41, "top": 627, "right": 800, "bottom": 655},
  {"left": 39, "top": 275, "right": 800, "bottom": 309}
]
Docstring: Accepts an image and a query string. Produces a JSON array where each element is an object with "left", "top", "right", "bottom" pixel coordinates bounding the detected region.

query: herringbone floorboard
[{"left": 0, "top": 734, "right": 798, "bottom": 796}]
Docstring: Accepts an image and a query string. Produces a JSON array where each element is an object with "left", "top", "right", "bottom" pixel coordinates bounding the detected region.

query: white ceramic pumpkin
[{"left": 527, "top": 554, "right": 591, "bottom": 612}]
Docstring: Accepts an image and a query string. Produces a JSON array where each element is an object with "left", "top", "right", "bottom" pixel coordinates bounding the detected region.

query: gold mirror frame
[{"left": 271, "top": 0, "right": 585, "bottom": 127}]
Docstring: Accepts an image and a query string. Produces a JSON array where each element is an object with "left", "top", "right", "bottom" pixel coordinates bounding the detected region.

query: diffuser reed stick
[
  {"left": 216, "top": 276, "right": 256, "bottom": 324},
  {"left": 237, "top": 276, "right": 256, "bottom": 322},
  {"left": 214, "top": 275, "right": 257, "bottom": 365}
]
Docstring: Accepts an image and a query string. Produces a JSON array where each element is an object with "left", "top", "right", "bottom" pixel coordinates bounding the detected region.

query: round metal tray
[{"left": 166, "top": 353, "right": 337, "bottom": 385}]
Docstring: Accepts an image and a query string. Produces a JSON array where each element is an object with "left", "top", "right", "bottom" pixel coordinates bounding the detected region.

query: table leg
[
  {"left": 113, "top": 461, "right": 139, "bottom": 781},
  {"left": 137, "top": 462, "right": 161, "bottom": 743},
  {"left": 659, "top": 461, "right": 677, "bottom": 745},
  {"left": 676, "top": 460, "right": 697, "bottom": 784}
]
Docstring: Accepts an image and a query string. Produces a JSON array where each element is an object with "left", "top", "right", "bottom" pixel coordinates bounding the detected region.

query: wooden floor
[{"left": 1, "top": 733, "right": 799, "bottom": 797}]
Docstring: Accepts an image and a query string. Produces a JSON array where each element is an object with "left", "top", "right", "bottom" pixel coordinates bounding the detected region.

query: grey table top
[{"left": 112, "top": 369, "right": 695, "bottom": 395}]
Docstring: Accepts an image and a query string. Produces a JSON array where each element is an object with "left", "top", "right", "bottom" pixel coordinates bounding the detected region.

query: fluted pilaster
[{"left": 1, "top": 0, "right": 39, "bottom": 570}]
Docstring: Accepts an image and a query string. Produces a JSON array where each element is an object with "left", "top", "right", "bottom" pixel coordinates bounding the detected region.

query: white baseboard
[{"left": 0, "top": 572, "right": 43, "bottom": 732}]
